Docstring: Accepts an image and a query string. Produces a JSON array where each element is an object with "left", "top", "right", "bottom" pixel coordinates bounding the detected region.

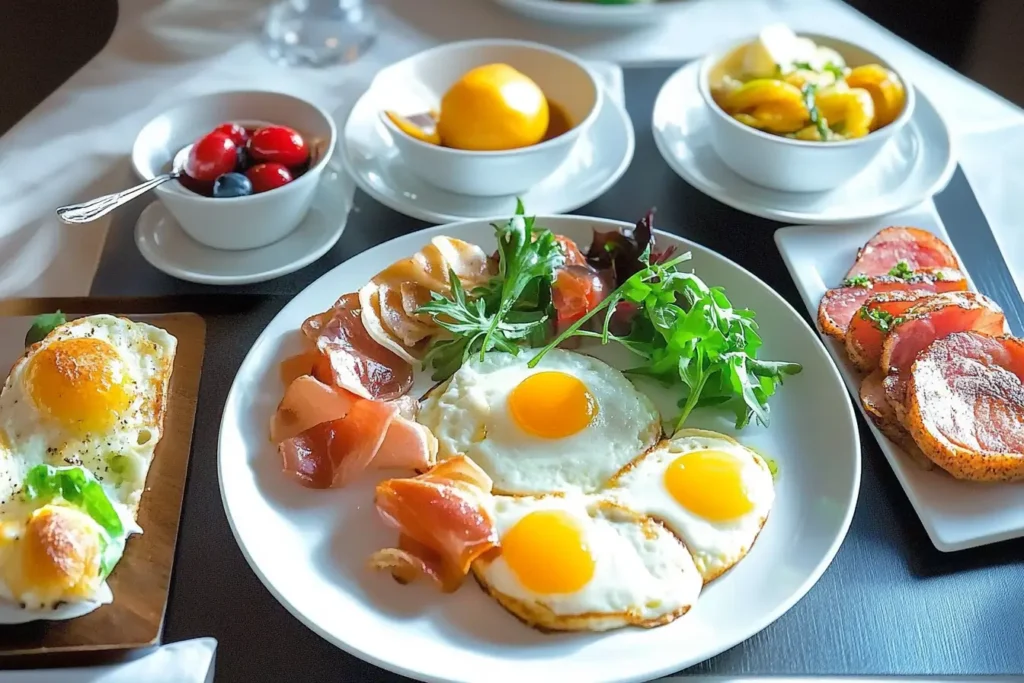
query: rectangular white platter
[{"left": 775, "top": 204, "right": 1024, "bottom": 552}]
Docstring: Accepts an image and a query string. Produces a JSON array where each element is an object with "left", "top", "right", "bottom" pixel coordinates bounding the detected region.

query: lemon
[{"left": 436, "top": 63, "right": 550, "bottom": 151}]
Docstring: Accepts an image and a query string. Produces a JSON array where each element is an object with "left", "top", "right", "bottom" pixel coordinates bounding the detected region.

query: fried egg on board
[
  {"left": 0, "top": 314, "right": 176, "bottom": 521},
  {"left": 471, "top": 494, "right": 702, "bottom": 631},
  {"left": 604, "top": 429, "right": 775, "bottom": 583},
  {"left": 418, "top": 349, "right": 661, "bottom": 494}
]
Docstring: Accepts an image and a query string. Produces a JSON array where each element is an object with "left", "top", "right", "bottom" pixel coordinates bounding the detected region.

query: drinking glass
[{"left": 262, "top": 0, "right": 376, "bottom": 67}]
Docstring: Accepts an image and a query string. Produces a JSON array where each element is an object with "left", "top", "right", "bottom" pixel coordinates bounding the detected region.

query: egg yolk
[
  {"left": 664, "top": 450, "right": 755, "bottom": 522},
  {"left": 501, "top": 510, "right": 594, "bottom": 594},
  {"left": 28, "top": 337, "right": 131, "bottom": 434},
  {"left": 507, "top": 371, "right": 597, "bottom": 439}
]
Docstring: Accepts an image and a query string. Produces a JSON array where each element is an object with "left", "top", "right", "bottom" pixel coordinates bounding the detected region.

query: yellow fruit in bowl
[
  {"left": 846, "top": 64, "right": 905, "bottom": 130},
  {"left": 436, "top": 63, "right": 550, "bottom": 151}
]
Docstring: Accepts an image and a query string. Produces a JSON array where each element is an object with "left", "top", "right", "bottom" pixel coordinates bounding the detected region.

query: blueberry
[{"left": 212, "top": 172, "right": 253, "bottom": 198}]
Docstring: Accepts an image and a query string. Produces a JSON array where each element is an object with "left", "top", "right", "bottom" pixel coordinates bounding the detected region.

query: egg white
[
  {"left": 472, "top": 494, "right": 702, "bottom": 631},
  {"left": 419, "top": 349, "right": 661, "bottom": 494},
  {"left": 0, "top": 315, "right": 176, "bottom": 521},
  {"left": 605, "top": 429, "right": 775, "bottom": 582}
]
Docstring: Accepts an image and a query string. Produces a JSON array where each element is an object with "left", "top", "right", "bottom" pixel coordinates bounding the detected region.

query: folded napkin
[{"left": 0, "top": 638, "right": 217, "bottom": 683}]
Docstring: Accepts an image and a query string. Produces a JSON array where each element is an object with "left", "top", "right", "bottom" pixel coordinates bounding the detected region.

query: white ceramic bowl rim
[
  {"left": 698, "top": 32, "right": 916, "bottom": 150},
  {"left": 130, "top": 90, "right": 338, "bottom": 204},
  {"left": 377, "top": 38, "right": 602, "bottom": 158}
]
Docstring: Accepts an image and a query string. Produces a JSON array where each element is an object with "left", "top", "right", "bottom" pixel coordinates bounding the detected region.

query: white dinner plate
[
  {"left": 341, "top": 81, "right": 634, "bottom": 225},
  {"left": 775, "top": 206, "right": 1024, "bottom": 552},
  {"left": 652, "top": 62, "right": 957, "bottom": 224},
  {"left": 135, "top": 166, "right": 350, "bottom": 285},
  {"left": 494, "top": 0, "right": 690, "bottom": 26},
  {"left": 219, "top": 214, "right": 859, "bottom": 682}
]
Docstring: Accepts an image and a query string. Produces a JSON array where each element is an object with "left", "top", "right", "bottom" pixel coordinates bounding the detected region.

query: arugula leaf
[
  {"left": 887, "top": 260, "right": 915, "bottom": 279},
  {"left": 842, "top": 274, "right": 871, "bottom": 288},
  {"left": 23, "top": 464, "right": 127, "bottom": 578},
  {"left": 530, "top": 250, "right": 801, "bottom": 430},
  {"left": 417, "top": 200, "right": 564, "bottom": 380},
  {"left": 801, "top": 83, "right": 830, "bottom": 141},
  {"left": 25, "top": 311, "right": 66, "bottom": 347}
]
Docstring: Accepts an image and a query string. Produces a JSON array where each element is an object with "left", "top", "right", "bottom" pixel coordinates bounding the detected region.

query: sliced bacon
[
  {"left": 845, "top": 291, "right": 928, "bottom": 372},
  {"left": 880, "top": 292, "right": 1007, "bottom": 418},
  {"left": 278, "top": 399, "right": 398, "bottom": 488},
  {"left": 369, "top": 456, "right": 498, "bottom": 592},
  {"left": 859, "top": 370, "right": 933, "bottom": 470},
  {"left": 553, "top": 264, "right": 609, "bottom": 332},
  {"left": 816, "top": 268, "right": 966, "bottom": 340},
  {"left": 846, "top": 227, "right": 960, "bottom": 279},
  {"left": 302, "top": 294, "right": 413, "bottom": 401},
  {"left": 905, "top": 332, "right": 1024, "bottom": 481}
]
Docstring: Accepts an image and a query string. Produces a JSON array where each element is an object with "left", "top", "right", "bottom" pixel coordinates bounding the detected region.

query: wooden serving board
[{"left": 0, "top": 300, "right": 205, "bottom": 662}]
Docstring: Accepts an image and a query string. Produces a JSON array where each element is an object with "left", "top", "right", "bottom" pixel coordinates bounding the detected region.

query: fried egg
[
  {"left": 419, "top": 349, "right": 661, "bottom": 494},
  {"left": 605, "top": 429, "right": 775, "bottom": 583},
  {"left": 0, "top": 315, "right": 176, "bottom": 520},
  {"left": 472, "top": 494, "right": 702, "bottom": 631}
]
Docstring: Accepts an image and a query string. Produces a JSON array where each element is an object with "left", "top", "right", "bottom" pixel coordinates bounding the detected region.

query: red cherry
[
  {"left": 178, "top": 173, "right": 214, "bottom": 197},
  {"left": 185, "top": 132, "right": 237, "bottom": 182},
  {"left": 212, "top": 122, "right": 250, "bottom": 146},
  {"left": 248, "top": 126, "right": 309, "bottom": 167},
  {"left": 246, "top": 163, "right": 293, "bottom": 193}
]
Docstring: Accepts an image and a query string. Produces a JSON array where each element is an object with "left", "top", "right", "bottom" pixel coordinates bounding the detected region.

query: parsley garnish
[
  {"left": 417, "top": 200, "right": 564, "bottom": 381},
  {"left": 842, "top": 274, "right": 871, "bottom": 288},
  {"left": 824, "top": 61, "right": 845, "bottom": 80},
  {"left": 858, "top": 306, "right": 901, "bottom": 333},
  {"left": 792, "top": 60, "right": 814, "bottom": 72},
  {"left": 887, "top": 261, "right": 915, "bottom": 279},
  {"left": 529, "top": 250, "right": 802, "bottom": 430},
  {"left": 935, "top": 271, "right": 946, "bottom": 281},
  {"left": 801, "top": 83, "right": 830, "bottom": 141}
]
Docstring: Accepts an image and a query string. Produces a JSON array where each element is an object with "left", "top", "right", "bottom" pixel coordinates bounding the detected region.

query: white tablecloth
[{"left": 1, "top": 0, "right": 1021, "bottom": 298}]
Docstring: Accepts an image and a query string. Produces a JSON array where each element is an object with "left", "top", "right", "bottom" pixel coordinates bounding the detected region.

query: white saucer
[
  {"left": 135, "top": 168, "right": 350, "bottom": 285},
  {"left": 493, "top": 0, "right": 689, "bottom": 26},
  {"left": 652, "top": 62, "right": 957, "bottom": 224},
  {"left": 342, "top": 88, "right": 635, "bottom": 224}
]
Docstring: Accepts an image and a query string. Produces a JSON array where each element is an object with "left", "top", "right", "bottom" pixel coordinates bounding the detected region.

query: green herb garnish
[
  {"left": 842, "top": 274, "right": 871, "bottom": 288},
  {"left": 858, "top": 306, "right": 901, "bottom": 333},
  {"left": 417, "top": 199, "right": 564, "bottom": 381},
  {"left": 792, "top": 60, "right": 814, "bottom": 72},
  {"left": 801, "top": 83, "right": 830, "bottom": 141},
  {"left": 529, "top": 250, "right": 802, "bottom": 430},
  {"left": 887, "top": 260, "right": 915, "bottom": 279},
  {"left": 765, "top": 458, "right": 779, "bottom": 479},
  {"left": 934, "top": 270, "right": 945, "bottom": 281},
  {"left": 25, "top": 311, "right": 66, "bottom": 347},
  {"left": 823, "top": 61, "right": 845, "bottom": 80},
  {"left": 23, "top": 464, "right": 127, "bottom": 578}
]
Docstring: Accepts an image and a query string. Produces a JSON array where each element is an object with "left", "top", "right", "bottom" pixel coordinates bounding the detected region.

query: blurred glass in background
[{"left": 263, "top": 0, "right": 376, "bottom": 67}]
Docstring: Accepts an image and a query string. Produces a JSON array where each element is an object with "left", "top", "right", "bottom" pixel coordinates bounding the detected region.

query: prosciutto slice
[
  {"left": 880, "top": 291, "right": 1007, "bottom": 417},
  {"left": 301, "top": 293, "right": 413, "bottom": 401},
  {"left": 817, "top": 269, "right": 967, "bottom": 340},
  {"left": 369, "top": 457, "right": 498, "bottom": 592},
  {"left": 905, "top": 332, "right": 1024, "bottom": 481},
  {"left": 844, "top": 291, "right": 929, "bottom": 372},
  {"left": 846, "top": 227, "right": 960, "bottom": 279}
]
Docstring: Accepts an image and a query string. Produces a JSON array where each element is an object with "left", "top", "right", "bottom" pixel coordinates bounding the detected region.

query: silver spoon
[{"left": 56, "top": 146, "right": 192, "bottom": 224}]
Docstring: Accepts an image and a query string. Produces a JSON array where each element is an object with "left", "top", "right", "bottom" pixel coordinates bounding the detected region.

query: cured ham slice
[
  {"left": 369, "top": 456, "right": 498, "bottom": 592},
  {"left": 859, "top": 370, "right": 933, "bottom": 470},
  {"left": 817, "top": 268, "right": 966, "bottom": 340},
  {"left": 905, "top": 332, "right": 1024, "bottom": 481},
  {"left": 279, "top": 399, "right": 398, "bottom": 489},
  {"left": 845, "top": 227, "right": 960, "bottom": 279},
  {"left": 880, "top": 292, "right": 1007, "bottom": 418},
  {"left": 845, "top": 291, "right": 928, "bottom": 372},
  {"left": 273, "top": 375, "right": 435, "bottom": 472},
  {"left": 302, "top": 294, "right": 413, "bottom": 401}
]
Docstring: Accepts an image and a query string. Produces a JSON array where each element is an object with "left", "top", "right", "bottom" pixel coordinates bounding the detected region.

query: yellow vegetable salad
[{"left": 710, "top": 25, "right": 906, "bottom": 141}]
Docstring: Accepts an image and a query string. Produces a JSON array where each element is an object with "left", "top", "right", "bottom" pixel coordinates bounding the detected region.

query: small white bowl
[
  {"left": 372, "top": 39, "right": 601, "bottom": 197},
  {"left": 132, "top": 91, "right": 337, "bottom": 250},
  {"left": 698, "top": 34, "right": 916, "bottom": 193}
]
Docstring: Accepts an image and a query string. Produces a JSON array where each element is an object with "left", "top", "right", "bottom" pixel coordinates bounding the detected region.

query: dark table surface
[
  {"left": 84, "top": 65, "right": 1024, "bottom": 682},
  {"left": 7, "top": 1, "right": 1024, "bottom": 681}
]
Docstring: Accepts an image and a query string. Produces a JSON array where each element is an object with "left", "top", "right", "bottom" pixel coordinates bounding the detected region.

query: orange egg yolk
[
  {"left": 663, "top": 450, "right": 754, "bottom": 522},
  {"left": 28, "top": 337, "right": 131, "bottom": 434},
  {"left": 501, "top": 510, "right": 595, "bottom": 594},
  {"left": 507, "top": 371, "right": 597, "bottom": 439}
]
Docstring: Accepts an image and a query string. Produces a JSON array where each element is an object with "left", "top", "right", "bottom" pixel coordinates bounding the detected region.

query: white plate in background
[
  {"left": 494, "top": 0, "right": 689, "bottom": 27},
  {"left": 775, "top": 206, "right": 1024, "bottom": 552},
  {"left": 219, "top": 215, "right": 859, "bottom": 682},
  {"left": 653, "top": 62, "right": 956, "bottom": 224}
]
